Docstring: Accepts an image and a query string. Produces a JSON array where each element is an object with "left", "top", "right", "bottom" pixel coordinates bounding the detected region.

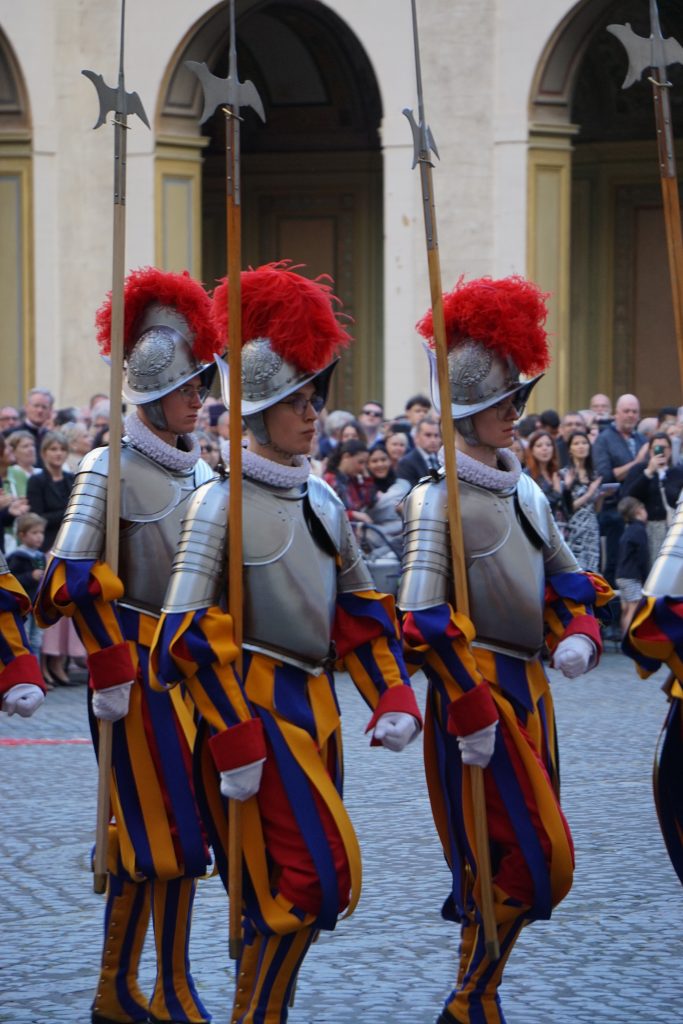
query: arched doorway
[
  {"left": 529, "top": 0, "right": 683, "bottom": 414},
  {"left": 157, "top": 0, "right": 383, "bottom": 412},
  {"left": 0, "top": 26, "right": 32, "bottom": 406}
]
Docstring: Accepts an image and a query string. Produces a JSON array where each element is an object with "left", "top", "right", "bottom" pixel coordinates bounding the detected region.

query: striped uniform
[
  {"left": 152, "top": 587, "right": 421, "bottom": 1024},
  {"left": 0, "top": 562, "right": 44, "bottom": 697},
  {"left": 403, "top": 571, "right": 612, "bottom": 1024},
  {"left": 624, "top": 596, "right": 683, "bottom": 886},
  {"left": 36, "top": 557, "right": 221, "bottom": 1024}
]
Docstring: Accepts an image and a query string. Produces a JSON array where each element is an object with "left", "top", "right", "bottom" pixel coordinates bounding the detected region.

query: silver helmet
[
  {"left": 426, "top": 339, "right": 543, "bottom": 415},
  {"left": 123, "top": 303, "right": 213, "bottom": 406},
  {"left": 211, "top": 263, "right": 349, "bottom": 445},
  {"left": 418, "top": 275, "right": 550, "bottom": 446},
  {"left": 95, "top": 267, "right": 222, "bottom": 434},
  {"left": 214, "top": 342, "right": 338, "bottom": 443}
]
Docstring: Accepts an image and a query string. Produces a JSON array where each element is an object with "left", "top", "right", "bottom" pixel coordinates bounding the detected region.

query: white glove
[
  {"left": 457, "top": 721, "right": 497, "bottom": 768},
  {"left": 552, "top": 635, "right": 596, "bottom": 679},
  {"left": 2, "top": 683, "right": 45, "bottom": 718},
  {"left": 372, "top": 711, "right": 419, "bottom": 752},
  {"left": 92, "top": 681, "right": 133, "bottom": 722},
  {"left": 220, "top": 758, "right": 265, "bottom": 801}
]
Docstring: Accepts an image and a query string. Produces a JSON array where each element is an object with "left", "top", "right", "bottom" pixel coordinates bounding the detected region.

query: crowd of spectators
[{"left": 2, "top": 384, "right": 681, "bottom": 662}]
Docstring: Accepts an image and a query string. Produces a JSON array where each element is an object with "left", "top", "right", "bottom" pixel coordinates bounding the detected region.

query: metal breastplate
[
  {"left": 118, "top": 448, "right": 213, "bottom": 616},
  {"left": 164, "top": 473, "right": 371, "bottom": 674},
  {"left": 399, "top": 471, "right": 578, "bottom": 659},
  {"left": 242, "top": 477, "right": 339, "bottom": 673},
  {"left": 644, "top": 496, "right": 683, "bottom": 597}
]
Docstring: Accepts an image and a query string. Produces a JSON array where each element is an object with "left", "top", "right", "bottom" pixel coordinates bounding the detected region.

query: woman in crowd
[
  {"left": 60, "top": 421, "right": 93, "bottom": 473},
  {"left": 27, "top": 431, "right": 74, "bottom": 552},
  {"left": 339, "top": 418, "right": 367, "bottom": 445},
  {"left": 6, "top": 431, "right": 38, "bottom": 497},
  {"left": 195, "top": 429, "right": 220, "bottom": 470},
  {"left": 384, "top": 428, "right": 410, "bottom": 470},
  {"left": 27, "top": 430, "right": 84, "bottom": 684},
  {"left": 524, "top": 428, "right": 566, "bottom": 528},
  {"left": 559, "top": 430, "right": 603, "bottom": 572},
  {"left": 0, "top": 435, "right": 29, "bottom": 554},
  {"left": 367, "top": 443, "right": 396, "bottom": 492},
  {"left": 620, "top": 431, "right": 683, "bottom": 562},
  {"left": 323, "top": 438, "right": 375, "bottom": 523}
]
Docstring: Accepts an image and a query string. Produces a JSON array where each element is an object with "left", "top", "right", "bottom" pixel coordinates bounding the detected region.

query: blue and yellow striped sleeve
[
  {"left": 34, "top": 556, "right": 135, "bottom": 687},
  {"left": 333, "top": 590, "right": 422, "bottom": 735},
  {"left": 150, "top": 606, "right": 266, "bottom": 770}
]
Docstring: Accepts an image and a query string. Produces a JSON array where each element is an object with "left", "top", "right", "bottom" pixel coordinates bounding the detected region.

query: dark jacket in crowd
[
  {"left": 592, "top": 423, "right": 646, "bottom": 508},
  {"left": 619, "top": 463, "right": 683, "bottom": 521},
  {"left": 396, "top": 446, "right": 439, "bottom": 487},
  {"left": 6, "top": 546, "right": 46, "bottom": 602},
  {"left": 26, "top": 470, "right": 75, "bottom": 552},
  {"left": 615, "top": 520, "right": 650, "bottom": 584}
]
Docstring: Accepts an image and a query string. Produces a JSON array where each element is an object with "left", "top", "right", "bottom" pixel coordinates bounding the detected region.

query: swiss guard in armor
[
  {"left": 623, "top": 508, "right": 683, "bottom": 888},
  {"left": 34, "top": 268, "right": 225, "bottom": 1024},
  {"left": 0, "top": 551, "right": 46, "bottom": 718},
  {"left": 396, "top": 276, "right": 612, "bottom": 1024},
  {"left": 149, "top": 262, "right": 423, "bottom": 1024}
]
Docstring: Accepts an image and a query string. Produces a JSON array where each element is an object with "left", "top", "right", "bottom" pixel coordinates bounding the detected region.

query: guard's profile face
[
  {"left": 263, "top": 382, "right": 319, "bottom": 457},
  {"left": 161, "top": 379, "right": 204, "bottom": 436}
]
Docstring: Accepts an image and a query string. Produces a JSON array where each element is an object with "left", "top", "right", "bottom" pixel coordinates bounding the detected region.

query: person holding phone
[{"left": 620, "top": 432, "right": 683, "bottom": 562}]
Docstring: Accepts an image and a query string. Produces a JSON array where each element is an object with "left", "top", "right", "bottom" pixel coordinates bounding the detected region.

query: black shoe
[{"left": 91, "top": 1013, "right": 149, "bottom": 1024}]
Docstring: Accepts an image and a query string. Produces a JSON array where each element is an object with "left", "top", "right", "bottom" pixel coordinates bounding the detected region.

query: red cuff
[
  {"left": 563, "top": 615, "right": 602, "bottom": 657},
  {"left": 447, "top": 683, "right": 498, "bottom": 736},
  {"left": 0, "top": 653, "right": 46, "bottom": 695},
  {"left": 209, "top": 718, "right": 267, "bottom": 771},
  {"left": 88, "top": 643, "right": 136, "bottom": 690},
  {"left": 365, "top": 685, "right": 423, "bottom": 745}
]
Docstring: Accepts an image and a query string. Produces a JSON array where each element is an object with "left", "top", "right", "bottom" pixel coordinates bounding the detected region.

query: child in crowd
[
  {"left": 7, "top": 513, "right": 46, "bottom": 669},
  {"left": 615, "top": 496, "right": 650, "bottom": 635}
]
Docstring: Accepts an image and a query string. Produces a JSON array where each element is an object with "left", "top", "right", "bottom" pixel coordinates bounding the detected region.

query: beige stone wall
[{"left": 0, "top": 0, "right": 578, "bottom": 411}]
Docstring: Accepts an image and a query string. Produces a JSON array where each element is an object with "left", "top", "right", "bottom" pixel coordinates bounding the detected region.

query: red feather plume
[
  {"left": 212, "top": 261, "right": 351, "bottom": 374},
  {"left": 95, "top": 267, "right": 221, "bottom": 360},
  {"left": 417, "top": 275, "right": 551, "bottom": 375}
]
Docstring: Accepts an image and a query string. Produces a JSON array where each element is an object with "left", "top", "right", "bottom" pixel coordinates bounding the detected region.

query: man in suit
[{"left": 396, "top": 414, "right": 442, "bottom": 487}]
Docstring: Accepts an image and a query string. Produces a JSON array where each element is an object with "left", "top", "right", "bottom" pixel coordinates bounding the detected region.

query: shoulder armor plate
[
  {"left": 644, "top": 498, "right": 683, "bottom": 597},
  {"left": 306, "top": 475, "right": 344, "bottom": 553},
  {"left": 515, "top": 473, "right": 552, "bottom": 547}
]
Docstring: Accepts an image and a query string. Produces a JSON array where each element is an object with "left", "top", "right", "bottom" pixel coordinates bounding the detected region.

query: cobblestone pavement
[{"left": 1, "top": 651, "right": 682, "bottom": 1023}]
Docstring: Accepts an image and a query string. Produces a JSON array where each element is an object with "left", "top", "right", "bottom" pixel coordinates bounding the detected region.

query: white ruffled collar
[
  {"left": 221, "top": 440, "right": 311, "bottom": 489},
  {"left": 124, "top": 412, "right": 200, "bottom": 473},
  {"left": 438, "top": 445, "right": 521, "bottom": 492}
]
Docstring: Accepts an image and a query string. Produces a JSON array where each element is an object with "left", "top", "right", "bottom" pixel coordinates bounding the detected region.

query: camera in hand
[{"left": 653, "top": 445, "right": 665, "bottom": 456}]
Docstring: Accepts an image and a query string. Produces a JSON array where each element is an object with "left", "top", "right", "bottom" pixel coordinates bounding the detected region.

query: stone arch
[
  {"left": 0, "top": 25, "right": 33, "bottom": 405},
  {"left": 528, "top": 0, "right": 683, "bottom": 413},
  {"left": 155, "top": 0, "right": 384, "bottom": 410}
]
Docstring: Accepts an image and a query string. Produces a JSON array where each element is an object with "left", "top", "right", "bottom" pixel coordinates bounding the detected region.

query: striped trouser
[
  {"left": 231, "top": 920, "right": 316, "bottom": 1024},
  {"left": 92, "top": 873, "right": 210, "bottom": 1024},
  {"left": 437, "top": 912, "right": 527, "bottom": 1024}
]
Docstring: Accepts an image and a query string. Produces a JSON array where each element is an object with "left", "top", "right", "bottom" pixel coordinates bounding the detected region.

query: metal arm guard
[
  {"left": 644, "top": 495, "right": 683, "bottom": 597},
  {"left": 398, "top": 470, "right": 579, "bottom": 659},
  {"left": 51, "top": 447, "right": 109, "bottom": 560},
  {"left": 51, "top": 444, "right": 214, "bottom": 615},
  {"left": 163, "top": 479, "right": 228, "bottom": 612}
]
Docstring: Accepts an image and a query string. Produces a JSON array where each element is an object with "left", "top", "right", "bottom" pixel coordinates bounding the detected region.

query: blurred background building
[{"left": 1, "top": 0, "right": 682, "bottom": 415}]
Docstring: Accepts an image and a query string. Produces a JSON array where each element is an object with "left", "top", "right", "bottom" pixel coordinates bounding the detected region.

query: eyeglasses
[
  {"left": 361, "top": 408, "right": 383, "bottom": 417},
  {"left": 200, "top": 445, "right": 215, "bottom": 453},
  {"left": 176, "top": 383, "right": 209, "bottom": 403},
  {"left": 278, "top": 394, "right": 325, "bottom": 416}
]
